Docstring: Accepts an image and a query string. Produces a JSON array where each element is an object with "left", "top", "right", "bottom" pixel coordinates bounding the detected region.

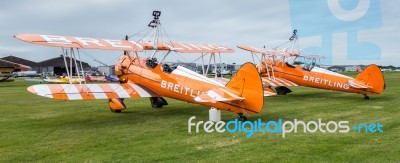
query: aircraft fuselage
[
  {"left": 262, "top": 61, "right": 374, "bottom": 95},
  {"left": 115, "top": 55, "right": 256, "bottom": 114}
]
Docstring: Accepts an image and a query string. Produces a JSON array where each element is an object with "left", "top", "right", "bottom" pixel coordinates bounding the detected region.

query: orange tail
[
  {"left": 225, "top": 62, "right": 264, "bottom": 114},
  {"left": 355, "top": 64, "right": 385, "bottom": 94}
]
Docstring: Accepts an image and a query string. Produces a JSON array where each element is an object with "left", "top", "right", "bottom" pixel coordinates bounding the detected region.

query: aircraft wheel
[
  {"left": 364, "top": 95, "right": 370, "bottom": 100},
  {"left": 237, "top": 113, "right": 247, "bottom": 122},
  {"left": 110, "top": 108, "right": 122, "bottom": 113},
  {"left": 150, "top": 97, "right": 168, "bottom": 108},
  {"left": 275, "top": 86, "right": 292, "bottom": 95}
]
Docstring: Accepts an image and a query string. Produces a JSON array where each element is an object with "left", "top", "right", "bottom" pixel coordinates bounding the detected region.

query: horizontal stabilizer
[
  {"left": 211, "top": 77, "right": 230, "bottom": 85},
  {"left": 261, "top": 77, "right": 298, "bottom": 87},
  {"left": 27, "top": 83, "right": 158, "bottom": 100},
  {"left": 194, "top": 88, "right": 244, "bottom": 103},
  {"left": 348, "top": 79, "right": 371, "bottom": 89}
]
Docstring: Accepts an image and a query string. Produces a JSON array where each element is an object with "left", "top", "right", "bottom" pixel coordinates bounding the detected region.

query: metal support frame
[
  {"left": 251, "top": 52, "right": 255, "bottom": 63},
  {"left": 201, "top": 53, "right": 205, "bottom": 76},
  {"left": 205, "top": 53, "right": 213, "bottom": 76},
  {"left": 213, "top": 53, "right": 217, "bottom": 78},
  {"left": 76, "top": 49, "right": 87, "bottom": 86},
  {"left": 69, "top": 50, "right": 73, "bottom": 80},
  {"left": 61, "top": 48, "right": 72, "bottom": 84},
  {"left": 159, "top": 51, "right": 171, "bottom": 63},
  {"left": 70, "top": 48, "right": 83, "bottom": 86},
  {"left": 60, "top": 47, "right": 86, "bottom": 85}
]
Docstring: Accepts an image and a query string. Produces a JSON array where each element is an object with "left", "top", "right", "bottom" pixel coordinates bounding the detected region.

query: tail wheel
[
  {"left": 237, "top": 113, "right": 247, "bottom": 122},
  {"left": 275, "top": 86, "right": 292, "bottom": 95},
  {"left": 109, "top": 98, "right": 126, "bottom": 113},
  {"left": 150, "top": 97, "right": 168, "bottom": 108},
  {"left": 110, "top": 108, "right": 122, "bottom": 113}
]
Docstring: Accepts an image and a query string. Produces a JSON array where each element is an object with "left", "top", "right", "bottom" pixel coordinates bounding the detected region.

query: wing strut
[
  {"left": 61, "top": 47, "right": 72, "bottom": 84},
  {"left": 60, "top": 47, "right": 87, "bottom": 85}
]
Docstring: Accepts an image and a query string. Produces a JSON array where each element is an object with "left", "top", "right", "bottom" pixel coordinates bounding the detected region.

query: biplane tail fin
[
  {"left": 225, "top": 62, "right": 264, "bottom": 114},
  {"left": 353, "top": 64, "right": 385, "bottom": 94}
]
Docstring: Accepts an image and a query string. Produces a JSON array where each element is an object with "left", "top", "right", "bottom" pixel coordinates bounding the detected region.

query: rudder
[
  {"left": 355, "top": 64, "right": 385, "bottom": 94},
  {"left": 226, "top": 62, "right": 264, "bottom": 114}
]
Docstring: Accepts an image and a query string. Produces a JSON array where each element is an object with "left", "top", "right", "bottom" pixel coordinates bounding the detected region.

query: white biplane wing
[
  {"left": 237, "top": 45, "right": 298, "bottom": 57},
  {"left": 261, "top": 77, "right": 299, "bottom": 87},
  {"left": 27, "top": 83, "right": 159, "bottom": 100}
]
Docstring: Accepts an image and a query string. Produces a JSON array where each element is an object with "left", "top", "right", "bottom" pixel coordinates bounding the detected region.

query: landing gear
[
  {"left": 110, "top": 108, "right": 121, "bottom": 113},
  {"left": 150, "top": 97, "right": 168, "bottom": 108},
  {"left": 109, "top": 98, "right": 126, "bottom": 113},
  {"left": 0, "top": 75, "right": 12, "bottom": 82},
  {"left": 275, "top": 86, "right": 292, "bottom": 95},
  {"left": 238, "top": 113, "right": 247, "bottom": 122},
  {"left": 364, "top": 95, "right": 370, "bottom": 100}
]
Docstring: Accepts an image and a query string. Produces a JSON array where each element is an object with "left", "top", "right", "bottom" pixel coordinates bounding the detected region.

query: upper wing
[
  {"left": 15, "top": 34, "right": 144, "bottom": 51},
  {"left": 238, "top": 45, "right": 298, "bottom": 57},
  {"left": 261, "top": 77, "right": 299, "bottom": 87},
  {"left": 0, "top": 59, "right": 31, "bottom": 70},
  {"left": 237, "top": 45, "right": 265, "bottom": 54},
  {"left": 15, "top": 34, "right": 234, "bottom": 53},
  {"left": 194, "top": 88, "right": 244, "bottom": 103},
  {"left": 27, "top": 83, "right": 158, "bottom": 100}
]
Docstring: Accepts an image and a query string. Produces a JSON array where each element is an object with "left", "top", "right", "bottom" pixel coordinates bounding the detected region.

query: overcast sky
[{"left": 0, "top": 0, "right": 399, "bottom": 66}]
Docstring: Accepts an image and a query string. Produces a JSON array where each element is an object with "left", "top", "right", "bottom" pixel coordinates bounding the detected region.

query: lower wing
[
  {"left": 261, "top": 77, "right": 299, "bottom": 87},
  {"left": 27, "top": 83, "right": 158, "bottom": 100},
  {"left": 263, "top": 87, "right": 277, "bottom": 96}
]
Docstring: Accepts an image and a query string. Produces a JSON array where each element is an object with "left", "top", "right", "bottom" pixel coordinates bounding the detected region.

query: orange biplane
[
  {"left": 0, "top": 59, "right": 31, "bottom": 82},
  {"left": 238, "top": 30, "right": 385, "bottom": 100},
  {"left": 15, "top": 11, "right": 263, "bottom": 121}
]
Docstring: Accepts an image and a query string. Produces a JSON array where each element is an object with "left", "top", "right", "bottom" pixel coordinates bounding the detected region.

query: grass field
[{"left": 1, "top": 72, "right": 399, "bottom": 162}]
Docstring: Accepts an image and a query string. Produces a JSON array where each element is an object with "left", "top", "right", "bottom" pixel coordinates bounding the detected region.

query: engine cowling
[{"left": 109, "top": 98, "right": 126, "bottom": 113}]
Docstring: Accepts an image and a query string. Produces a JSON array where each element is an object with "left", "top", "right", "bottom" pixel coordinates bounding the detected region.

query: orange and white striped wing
[
  {"left": 15, "top": 34, "right": 234, "bottom": 53},
  {"left": 27, "top": 83, "right": 158, "bottom": 100},
  {"left": 263, "top": 87, "right": 277, "bottom": 96},
  {"left": 237, "top": 45, "right": 265, "bottom": 54},
  {"left": 261, "top": 77, "right": 298, "bottom": 87}
]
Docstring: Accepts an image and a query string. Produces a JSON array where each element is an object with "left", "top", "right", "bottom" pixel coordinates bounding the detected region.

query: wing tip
[{"left": 27, "top": 86, "right": 36, "bottom": 94}]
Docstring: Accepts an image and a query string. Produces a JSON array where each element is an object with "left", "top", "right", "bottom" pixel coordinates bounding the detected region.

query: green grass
[{"left": 1, "top": 72, "right": 399, "bottom": 162}]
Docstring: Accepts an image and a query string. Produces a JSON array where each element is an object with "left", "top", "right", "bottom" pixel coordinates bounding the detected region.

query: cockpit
[
  {"left": 146, "top": 57, "right": 158, "bottom": 69},
  {"left": 162, "top": 64, "right": 173, "bottom": 74},
  {"left": 145, "top": 57, "right": 175, "bottom": 74}
]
